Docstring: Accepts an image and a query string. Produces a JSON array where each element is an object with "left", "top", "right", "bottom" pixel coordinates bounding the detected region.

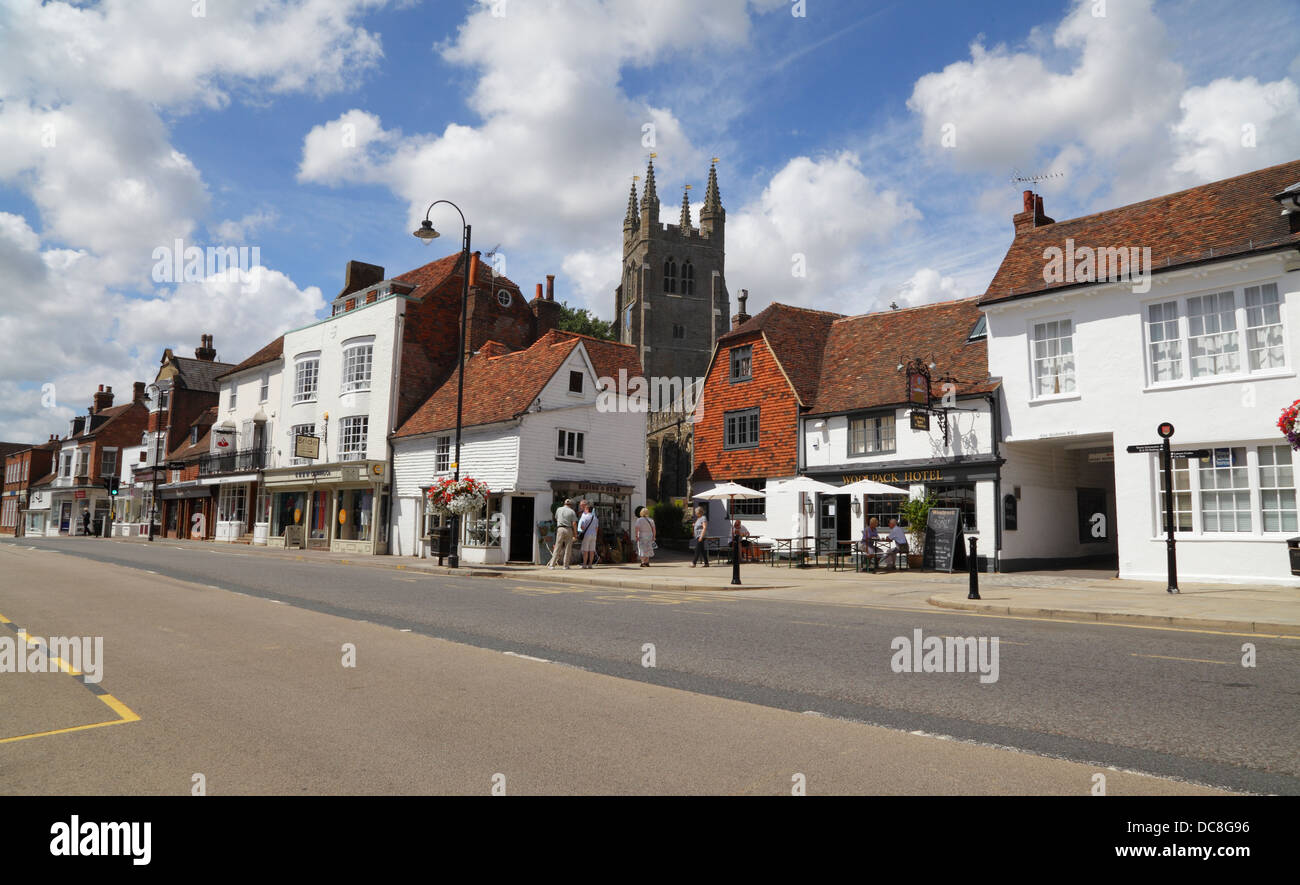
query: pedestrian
[
  {"left": 881, "top": 518, "right": 909, "bottom": 570},
  {"left": 634, "top": 506, "right": 656, "bottom": 567},
  {"left": 578, "top": 501, "right": 600, "bottom": 568},
  {"left": 548, "top": 498, "right": 578, "bottom": 569},
  {"left": 80, "top": 508, "right": 91, "bottom": 537},
  {"left": 691, "top": 505, "right": 710, "bottom": 567}
]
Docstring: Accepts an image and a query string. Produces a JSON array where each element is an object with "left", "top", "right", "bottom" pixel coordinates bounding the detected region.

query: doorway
[
  {"left": 509, "top": 496, "right": 534, "bottom": 561},
  {"left": 59, "top": 502, "right": 71, "bottom": 534}
]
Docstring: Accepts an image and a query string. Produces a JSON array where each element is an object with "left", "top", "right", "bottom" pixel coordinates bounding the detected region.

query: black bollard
[
  {"left": 967, "top": 536, "right": 980, "bottom": 600},
  {"left": 731, "top": 532, "right": 742, "bottom": 586}
]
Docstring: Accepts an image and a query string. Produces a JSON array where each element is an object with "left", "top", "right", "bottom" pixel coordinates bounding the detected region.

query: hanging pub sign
[
  {"left": 294, "top": 434, "right": 321, "bottom": 460},
  {"left": 907, "top": 369, "right": 931, "bottom": 406},
  {"left": 910, "top": 410, "right": 930, "bottom": 431}
]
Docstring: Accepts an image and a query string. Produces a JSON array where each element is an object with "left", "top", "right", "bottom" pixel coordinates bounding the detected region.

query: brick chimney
[
  {"left": 338, "top": 260, "right": 385, "bottom": 299},
  {"left": 532, "top": 276, "right": 563, "bottom": 338},
  {"left": 133, "top": 381, "right": 147, "bottom": 403},
  {"left": 732, "top": 289, "right": 751, "bottom": 330},
  {"left": 92, "top": 384, "right": 114, "bottom": 412},
  {"left": 195, "top": 333, "right": 217, "bottom": 361},
  {"left": 1013, "top": 190, "right": 1055, "bottom": 235}
]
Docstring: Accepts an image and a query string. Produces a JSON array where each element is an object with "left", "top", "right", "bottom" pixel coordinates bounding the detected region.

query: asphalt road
[{"left": 3, "top": 537, "right": 1297, "bottom": 794}]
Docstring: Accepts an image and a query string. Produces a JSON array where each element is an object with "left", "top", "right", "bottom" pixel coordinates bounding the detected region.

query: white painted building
[
  {"left": 391, "top": 331, "right": 647, "bottom": 564},
  {"left": 981, "top": 162, "right": 1300, "bottom": 583},
  {"left": 208, "top": 338, "right": 285, "bottom": 543}
]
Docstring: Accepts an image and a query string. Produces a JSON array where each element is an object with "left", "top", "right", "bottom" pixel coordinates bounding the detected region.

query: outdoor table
[{"left": 770, "top": 536, "right": 814, "bottom": 567}]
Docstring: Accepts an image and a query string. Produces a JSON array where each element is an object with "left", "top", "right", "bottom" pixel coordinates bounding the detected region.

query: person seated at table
[
  {"left": 731, "top": 519, "right": 755, "bottom": 559},
  {"left": 860, "top": 517, "right": 882, "bottom": 569},
  {"left": 881, "top": 518, "right": 909, "bottom": 569}
]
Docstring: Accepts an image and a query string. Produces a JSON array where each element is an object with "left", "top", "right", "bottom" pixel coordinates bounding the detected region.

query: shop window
[
  {"left": 926, "top": 483, "right": 977, "bottom": 532},
  {"left": 337, "top": 488, "right": 375, "bottom": 542},
  {"left": 218, "top": 485, "right": 247, "bottom": 523},
  {"left": 465, "top": 494, "right": 503, "bottom": 546},
  {"left": 1198, "top": 447, "right": 1250, "bottom": 532},
  {"left": 866, "top": 494, "right": 908, "bottom": 530},
  {"left": 1258, "top": 445, "right": 1297, "bottom": 533}
]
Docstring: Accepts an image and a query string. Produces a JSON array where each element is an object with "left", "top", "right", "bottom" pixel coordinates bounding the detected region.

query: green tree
[{"left": 556, "top": 302, "right": 616, "bottom": 340}]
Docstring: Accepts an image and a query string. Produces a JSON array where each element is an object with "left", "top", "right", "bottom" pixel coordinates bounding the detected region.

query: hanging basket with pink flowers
[{"left": 426, "top": 477, "right": 490, "bottom": 516}]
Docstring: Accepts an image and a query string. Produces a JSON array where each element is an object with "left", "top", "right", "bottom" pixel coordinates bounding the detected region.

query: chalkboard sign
[{"left": 923, "top": 507, "right": 965, "bottom": 573}]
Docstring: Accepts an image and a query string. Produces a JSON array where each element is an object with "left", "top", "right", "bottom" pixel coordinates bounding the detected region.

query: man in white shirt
[
  {"left": 548, "top": 498, "right": 578, "bottom": 569},
  {"left": 881, "top": 518, "right": 910, "bottom": 569}
]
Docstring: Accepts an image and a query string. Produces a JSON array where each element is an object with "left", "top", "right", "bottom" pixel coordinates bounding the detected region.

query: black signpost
[{"left": 1125, "top": 422, "right": 1210, "bottom": 594}]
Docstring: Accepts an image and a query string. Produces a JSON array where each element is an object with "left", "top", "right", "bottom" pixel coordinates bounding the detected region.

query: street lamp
[
  {"left": 146, "top": 382, "right": 170, "bottom": 542},
  {"left": 414, "top": 199, "right": 470, "bottom": 568}
]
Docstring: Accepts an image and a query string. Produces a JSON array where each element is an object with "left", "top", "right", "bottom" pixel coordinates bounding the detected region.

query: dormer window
[{"left": 967, "top": 314, "right": 987, "bottom": 341}]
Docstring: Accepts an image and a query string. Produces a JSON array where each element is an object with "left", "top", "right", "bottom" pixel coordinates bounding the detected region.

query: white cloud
[
  {"left": 726, "top": 152, "right": 920, "bottom": 310},
  {"left": 888, "top": 267, "right": 968, "bottom": 310},
  {"left": 212, "top": 209, "right": 280, "bottom": 243},
  {"left": 905, "top": 0, "right": 1298, "bottom": 206},
  {"left": 0, "top": 0, "right": 381, "bottom": 440}
]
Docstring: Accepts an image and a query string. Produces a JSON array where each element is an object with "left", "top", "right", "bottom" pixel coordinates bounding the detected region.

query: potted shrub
[{"left": 897, "top": 493, "right": 937, "bottom": 569}]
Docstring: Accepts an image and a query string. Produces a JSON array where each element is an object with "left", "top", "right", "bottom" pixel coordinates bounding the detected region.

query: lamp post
[
  {"left": 414, "top": 200, "right": 470, "bottom": 568},
  {"left": 146, "top": 382, "right": 169, "bottom": 542}
]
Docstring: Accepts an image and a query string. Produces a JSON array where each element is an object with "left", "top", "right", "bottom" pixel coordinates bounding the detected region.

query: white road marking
[{"left": 503, "top": 651, "right": 550, "bottom": 663}]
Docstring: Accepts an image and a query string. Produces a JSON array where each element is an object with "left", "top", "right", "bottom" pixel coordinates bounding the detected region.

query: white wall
[
  {"left": 217, "top": 359, "right": 284, "bottom": 464},
  {"left": 280, "top": 297, "right": 404, "bottom": 463},
  {"left": 986, "top": 254, "right": 1300, "bottom": 582}
]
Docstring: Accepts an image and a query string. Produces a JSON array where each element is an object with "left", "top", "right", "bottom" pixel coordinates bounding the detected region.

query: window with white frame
[
  {"left": 100, "top": 449, "right": 117, "bottom": 479},
  {"left": 1158, "top": 458, "right": 1192, "bottom": 532},
  {"left": 849, "top": 413, "right": 896, "bottom": 455},
  {"left": 1246, "top": 283, "right": 1285, "bottom": 372},
  {"left": 1146, "top": 301, "right": 1182, "bottom": 382},
  {"left": 61, "top": 453, "right": 72, "bottom": 477},
  {"left": 229, "top": 385, "right": 237, "bottom": 410},
  {"left": 259, "top": 373, "right": 270, "bottom": 402},
  {"left": 75, "top": 450, "right": 88, "bottom": 478},
  {"left": 556, "top": 429, "right": 584, "bottom": 461},
  {"left": 1258, "top": 445, "right": 1297, "bottom": 533},
  {"left": 1031, "top": 319, "right": 1075, "bottom": 396},
  {"left": 290, "top": 423, "right": 316, "bottom": 465},
  {"left": 342, "top": 342, "right": 373, "bottom": 392},
  {"left": 339, "top": 416, "right": 368, "bottom": 461},
  {"left": 1186, "top": 292, "right": 1240, "bottom": 378},
  {"left": 294, "top": 356, "right": 319, "bottom": 402},
  {"left": 218, "top": 484, "right": 247, "bottom": 523},
  {"left": 434, "top": 436, "right": 450, "bottom": 472},
  {"left": 1198, "top": 447, "right": 1250, "bottom": 532}
]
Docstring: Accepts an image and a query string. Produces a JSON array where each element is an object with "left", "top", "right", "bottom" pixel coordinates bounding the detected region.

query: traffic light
[{"left": 104, "top": 476, "right": 120, "bottom": 496}]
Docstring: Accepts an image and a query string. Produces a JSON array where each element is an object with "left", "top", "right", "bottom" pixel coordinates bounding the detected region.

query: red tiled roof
[
  {"left": 394, "top": 330, "right": 641, "bottom": 438},
  {"left": 29, "top": 471, "right": 57, "bottom": 489},
  {"left": 392, "top": 251, "right": 522, "bottom": 302},
  {"left": 169, "top": 427, "right": 213, "bottom": 462},
  {"left": 70, "top": 402, "right": 140, "bottom": 440},
  {"left": 216, "top": 336, "right": 283, "bottom": 380},
  {"left": 808, "top": 298, "right": 997, "bottom": 416},
  {"left": 718, "top": 303, "right": 843, "bottom": 405},
  {"left": 981, "top": 158, "right": 1300, "bottom": 305}
]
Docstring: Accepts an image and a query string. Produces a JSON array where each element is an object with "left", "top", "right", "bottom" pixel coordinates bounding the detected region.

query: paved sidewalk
[{"left": 18, "top": 535, "right": 1300, "bottom": 635}]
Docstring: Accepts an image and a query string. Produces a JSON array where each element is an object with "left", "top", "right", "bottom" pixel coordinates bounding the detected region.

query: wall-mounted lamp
[
  {"left": 852, "top": 498, "right": 862, "bottom": 516},
  {"left": 803, "top": 497, "right": 814, "bottom": 515}
]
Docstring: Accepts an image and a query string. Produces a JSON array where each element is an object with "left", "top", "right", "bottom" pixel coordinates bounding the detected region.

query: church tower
[{"left": 614, "top": 159, "right": 730, "bottom": 389}]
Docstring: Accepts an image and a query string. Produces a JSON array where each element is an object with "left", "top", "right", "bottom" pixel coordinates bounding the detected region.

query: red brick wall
[
  {"left": 87, "top": 403, "right": 149, "bottom": 483},
  {"left": 692, "top": 332, "right": 799, "bottom": 483}
]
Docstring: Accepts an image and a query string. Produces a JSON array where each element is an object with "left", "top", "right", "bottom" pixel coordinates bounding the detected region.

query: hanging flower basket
[
  {"left": 1278, "top": 399, "right": 1300, "bottom": 451},
  {"left": 427, "top": 477, "right": 490, "bottom": 516}
]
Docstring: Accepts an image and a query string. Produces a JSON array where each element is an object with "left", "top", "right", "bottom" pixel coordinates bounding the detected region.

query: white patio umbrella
[
  {"left": 691, "top": 481, "right": 765, "bottom": 586},
  {"left": 771, "top": 476, "right": 840, "bottom": 552},
  {"left": 839, "top": 478, "right": 909, "bottom": 496}
]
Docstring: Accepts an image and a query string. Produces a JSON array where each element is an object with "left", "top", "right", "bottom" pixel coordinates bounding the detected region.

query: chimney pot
[
  {"left": 546, "top": 274, "right": 555, "bottom": 301},
  {"left": 535, "top": 283, "right": 543, "bottom": 300}
]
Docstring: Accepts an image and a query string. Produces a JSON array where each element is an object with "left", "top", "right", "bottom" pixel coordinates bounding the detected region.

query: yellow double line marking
[{"left": 0, "top": 614, "right": 142, "bottom": 745}]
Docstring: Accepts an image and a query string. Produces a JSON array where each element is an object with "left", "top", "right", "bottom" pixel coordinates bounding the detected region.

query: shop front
[
  {"left": 547, "top": 478, "right": 637, "bottom": 565},
  {"left": 263, "top": 461, "right": 389, "bottom": 555},
  {"left": 25, "top": 488, "right": 50, "bottom": 536},
  {"left": 806, "top": 457, "right": 1002, "bottom": 570},
  {"left": 159, "top": 483, "right": 215, "bottom": 540}
]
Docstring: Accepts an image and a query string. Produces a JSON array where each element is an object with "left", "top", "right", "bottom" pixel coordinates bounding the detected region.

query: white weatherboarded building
[
  {"left": 391, "top": 330, "right": 646, "bottom": 564},
  {"left": 981, "top": 162, "right": 1300, "bottom": 583}
]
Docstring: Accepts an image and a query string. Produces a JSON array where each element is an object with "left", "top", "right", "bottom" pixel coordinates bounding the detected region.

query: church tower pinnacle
[
  {"left": 640, "top": 157, "right": 660, "bottom": 225},
  {"left": 679, "top": 184, "right": 692, "bottom": 232},
  {"left": 624, "top": 180, "right": 640, "bottom": 233}
]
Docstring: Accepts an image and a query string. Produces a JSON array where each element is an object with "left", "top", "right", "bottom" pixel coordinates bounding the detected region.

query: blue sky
[{"left": 1, "top": 0, "right": 1298, "bottom": 441}]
